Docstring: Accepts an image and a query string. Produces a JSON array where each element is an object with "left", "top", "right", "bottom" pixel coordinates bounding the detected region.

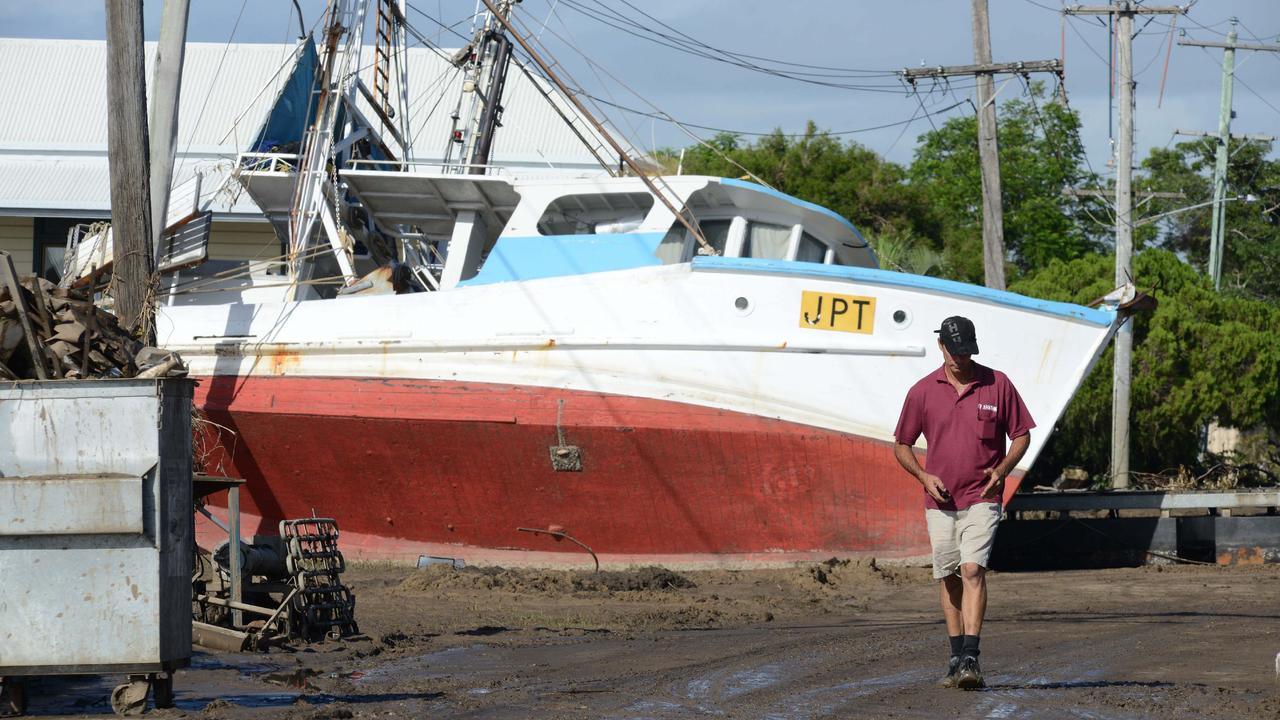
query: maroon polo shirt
[{"left": 894, "top": 363, "right": 1035, "bottom": 511}]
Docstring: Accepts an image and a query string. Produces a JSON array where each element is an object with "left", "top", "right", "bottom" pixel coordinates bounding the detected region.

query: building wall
[
  {"left": 0, "top": 216, "right": 33, "bottom": 271},
  {"left": 0, "top": 216, "right": 279, "bottom": 278},
  {"left": 208, "top": 220, "right": 278, "bottom": 262}
]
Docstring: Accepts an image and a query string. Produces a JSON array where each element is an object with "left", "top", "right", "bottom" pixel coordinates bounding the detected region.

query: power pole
[
  {"left": 1179, "top": 21, "right": 1280, "bottom": 290},
  {"left": 1064, "top": 3, "right": 1185, "bottom": 490},
  {"left": 104, "top": 0, "right": 155, "bottom": 342},
  {"left": 972, "top": 0, "right": 1006, "bottom": 291},
  {"left": 149, "top": 0, "right": 191, "bottom": 261},
  {"left": 901, "top": 3, "right": 1062, "bottom": 291}
]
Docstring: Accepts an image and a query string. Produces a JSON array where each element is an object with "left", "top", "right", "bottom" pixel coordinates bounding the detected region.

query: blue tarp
[{"left": 250, "top": 38, "right": 321, "bottom": 153}]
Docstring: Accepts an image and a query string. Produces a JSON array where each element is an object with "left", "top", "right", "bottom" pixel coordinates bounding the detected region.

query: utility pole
[
  {"left": 149, "top": 0, "right": 191, "bottom": 261},
  {"left": 1179, "top": 21, "right": 1280, "bottom": 290},
  {"left": 972, "top": 0, "right": 1006, "bottom": 291},
  {"left": 104, "top": 0, "right": 155, "bottom": 342},
  {"left": 900, "top": 7, "right": 1062, "bottom": 291},
  {"left": 1064, "top": 2, "right": 1185, "bottom": 490}
]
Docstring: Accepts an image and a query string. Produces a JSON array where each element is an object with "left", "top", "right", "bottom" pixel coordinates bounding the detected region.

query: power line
[
  {"left": 1235, "top": 74, "right": 1280, "bottom": 121},
  {"left": 1065, "top": 15, "right": 1114, "bottom": 66},
  {"left": 602, "top": 0, "right": 898, "bottom": 77},
  {"left": 1190, "top": 45, "right": 1280, "bottom": 120},
  {"left": 575, "top": 90, "right": 968, "bottom": 138},
  {"left": 1019, "top": 0, "right": 1064, "bottom": 12},
  {"left": 553, "top": 0, "right": 917, "bottom": 93}
]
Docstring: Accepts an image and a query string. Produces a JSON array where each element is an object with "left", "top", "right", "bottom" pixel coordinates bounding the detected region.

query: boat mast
[
  {"left": 467, "top": 4, "right": 515, "bottom": 174},
  {"left": 445, "top": 1, "right": 518, "bottom": 174},
  {"left": 476, "top": 0, "right": 711, "bottom": 251},
  {"left": 286, "top": 0, "right": 369, "bottom": 295}
]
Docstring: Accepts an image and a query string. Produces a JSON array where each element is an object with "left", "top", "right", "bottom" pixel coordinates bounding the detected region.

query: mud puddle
[{"left": 18, "top": 563, "right": 1280, "bottom": 719}]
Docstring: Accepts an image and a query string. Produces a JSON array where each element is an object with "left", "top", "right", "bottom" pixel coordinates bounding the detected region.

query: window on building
[{"left": 33, "top": 217, "right": 101, "bottom": 284}]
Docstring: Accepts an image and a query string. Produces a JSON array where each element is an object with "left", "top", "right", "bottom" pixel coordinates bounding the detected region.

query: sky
[{"left": 3, "top": 0, "right": 1278, "bottom": 179}]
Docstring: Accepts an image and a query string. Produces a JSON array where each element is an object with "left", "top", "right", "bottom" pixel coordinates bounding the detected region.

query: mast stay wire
[
  {"left": 477, "top": 0, "right": 714, "bottom": 252},
  {"left": 527, "top": 6, "right": 651, "bottom": 159},
  {"left": 173, "top": 0, "right": 250, "bottom": 185},
  {"left": 511, "top": 10, "right": 779, "bottom": 187},
  {"left": 403, "top": 2, "right": 631, "bottom": 173},
  {"left": 513, "top": 6, "right": 975, "bottom": 145},
  {"left": 494, "top": 5, "right": 975, "bottom": 189},
  {"left": 395, "top": 1, "right": 980, "bottom": 178},
  {"left": 506, "top": 10, "right": 645, "bottom": 170},
  {"left": 510, "top": 17, "right": 966, "bottom": 188}
]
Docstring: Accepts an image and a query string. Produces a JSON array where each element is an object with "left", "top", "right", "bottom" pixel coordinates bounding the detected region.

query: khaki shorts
[{"left": 925, "top": 502, "right": 1003, "bottom": 580}]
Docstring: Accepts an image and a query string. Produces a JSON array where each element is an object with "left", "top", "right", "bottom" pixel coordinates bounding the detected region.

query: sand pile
[{"left": 397, "top": 564, "right": 695, "bottom": 596}]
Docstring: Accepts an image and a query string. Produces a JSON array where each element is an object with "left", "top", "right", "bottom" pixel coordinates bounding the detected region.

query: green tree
[
  {"left": 909, "top": 83, "right": 1100, "bottom": 283},
  {"left": 1011, "top": 249, "right": 1280, "bottom": 485},
  {"left": 664, "top": 123, "right": 944, "bottom": 268},
  {"left": 1139, "top": 139, "right": 1280, "bottom": 303}
]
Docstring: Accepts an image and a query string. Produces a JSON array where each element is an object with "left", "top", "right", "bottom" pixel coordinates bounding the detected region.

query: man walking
[{"left": 893, "top": 316, "right": 1034, "bottom": 690}]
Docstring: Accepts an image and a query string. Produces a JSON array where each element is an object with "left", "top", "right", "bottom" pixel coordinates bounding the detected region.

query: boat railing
[
  {"left": 238, "top": 153, "right": 517, "bottom": 178},
  {"left": 237, "top": 152, "right": 301, "bottom": 173},
  {"left": 346, "top": 158, "right": 511, "bottom": 177}
]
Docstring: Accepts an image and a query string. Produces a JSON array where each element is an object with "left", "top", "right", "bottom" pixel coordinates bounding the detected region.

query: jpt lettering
[
  {"left": 851, "top": 299, "right": 870, "bottom": 328},
  {"left": 805, "top": 296, "right": 823, "bottom": 325},
  {"left": 829, "top": 298, "right": 848, "bottom": 328}
]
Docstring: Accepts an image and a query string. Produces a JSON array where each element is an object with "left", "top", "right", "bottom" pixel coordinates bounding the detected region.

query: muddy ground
[{"left": 13, "top": 561, "right": 1280, "bottom": 719}]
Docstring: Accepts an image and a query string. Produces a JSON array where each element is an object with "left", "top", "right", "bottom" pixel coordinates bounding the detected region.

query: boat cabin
[
  {"left": 186, "top": 167, "right": 877, "bottom": 303},
  {"left": 339, "top": 171, "right": 878, "bottom": 289}
]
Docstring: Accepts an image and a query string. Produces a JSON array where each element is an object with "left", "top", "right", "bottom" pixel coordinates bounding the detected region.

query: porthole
[
  {"left": 733, "top": 296, "right": 753, "bottom": 316},
  {"left": 892, "top": 308, "right": 912, "bottom": 328}
]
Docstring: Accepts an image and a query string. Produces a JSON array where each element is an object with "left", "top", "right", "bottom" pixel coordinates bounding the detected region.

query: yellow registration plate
[{"left": 798, "top": 291, "right": 876, "bottom": 334}]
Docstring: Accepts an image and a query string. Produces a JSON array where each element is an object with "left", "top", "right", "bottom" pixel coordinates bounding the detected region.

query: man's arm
[
  {"left": 980, "top": 432, "right": 1031, "bottom": 498},
  {"left": 894, "top": 442, "right": 949, "bottom": 504}
]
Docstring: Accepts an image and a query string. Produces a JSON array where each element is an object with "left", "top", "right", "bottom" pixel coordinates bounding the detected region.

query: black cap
[{"left": 934, "top": 316, "right": 979, "bottom": 356}]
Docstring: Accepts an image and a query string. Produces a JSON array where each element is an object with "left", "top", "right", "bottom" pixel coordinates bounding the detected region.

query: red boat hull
[{"left": 194, "top": 376, "right": 1020, "bottom": 566}]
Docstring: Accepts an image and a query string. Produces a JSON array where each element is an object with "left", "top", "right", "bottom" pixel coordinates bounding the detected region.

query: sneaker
[
  {"left": 956, "top": 655, "right": 985, "bottom": 690},
  {"left": 938, "top": 655, "right": 961, "bottom": 688}
]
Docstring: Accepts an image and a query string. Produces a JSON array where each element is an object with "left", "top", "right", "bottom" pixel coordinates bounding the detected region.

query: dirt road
[{"left": 16, "top": 562, "right": 1280, "bottom": 718}]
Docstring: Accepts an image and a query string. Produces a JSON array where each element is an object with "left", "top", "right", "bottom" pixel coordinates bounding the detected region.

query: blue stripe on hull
[
  {"left": 692, "top": 256, "right": 1116, "bottom": 327},
  {"left": 459, "top": 232, "right": 667, "bottom": 286}
]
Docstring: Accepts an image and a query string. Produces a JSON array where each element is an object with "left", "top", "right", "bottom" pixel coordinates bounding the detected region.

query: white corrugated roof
[{"left": 0, "top": 38, "right": 623, "bottom": 217}]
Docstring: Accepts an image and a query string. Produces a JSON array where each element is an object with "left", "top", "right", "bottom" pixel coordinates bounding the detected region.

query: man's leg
[
  {"left": 954, "top": 503, "right": 1002, "bottom": 689},
  {"left": 926, "top": 509, "right": 963, "bottom": 687},
  {"left": 959, "top": 562, "right": 987, "bottom": 637},
  {"left": 941, "top": 575, "right": 964, "bottom": 637}
]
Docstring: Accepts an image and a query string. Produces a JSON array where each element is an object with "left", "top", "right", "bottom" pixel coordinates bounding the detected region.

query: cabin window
[
  {"left": 655, "top": 218, "right": 733, "bottom": 264},
  {"left": 655, "top": 228, "right": 687, "bottom": 264},
  {"left": 741, "top": 221, "right": 792, "bottom": 260},
  {"left": 698, "top": 220, "right": 734, "bottom": 256},
  {"left": 537, "top": 192, "right": 654, "bottom": 236},
  {"left": 796, "top": 231, "right": 827, "bottom": 263}
]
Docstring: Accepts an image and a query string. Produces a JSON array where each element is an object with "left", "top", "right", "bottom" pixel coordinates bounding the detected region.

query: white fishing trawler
[{"left": 142, "top": 0, "right": 1130, "bottom": 565}]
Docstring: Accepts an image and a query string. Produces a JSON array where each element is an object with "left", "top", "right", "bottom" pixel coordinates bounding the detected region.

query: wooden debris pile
[{"left": 0, "top": 277, "right": 185, "bottom": 381}]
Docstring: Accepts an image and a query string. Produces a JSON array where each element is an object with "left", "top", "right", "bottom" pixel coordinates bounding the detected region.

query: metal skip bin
[{"left": 0, "top": 379, "right": 194, "bottom": 715}]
